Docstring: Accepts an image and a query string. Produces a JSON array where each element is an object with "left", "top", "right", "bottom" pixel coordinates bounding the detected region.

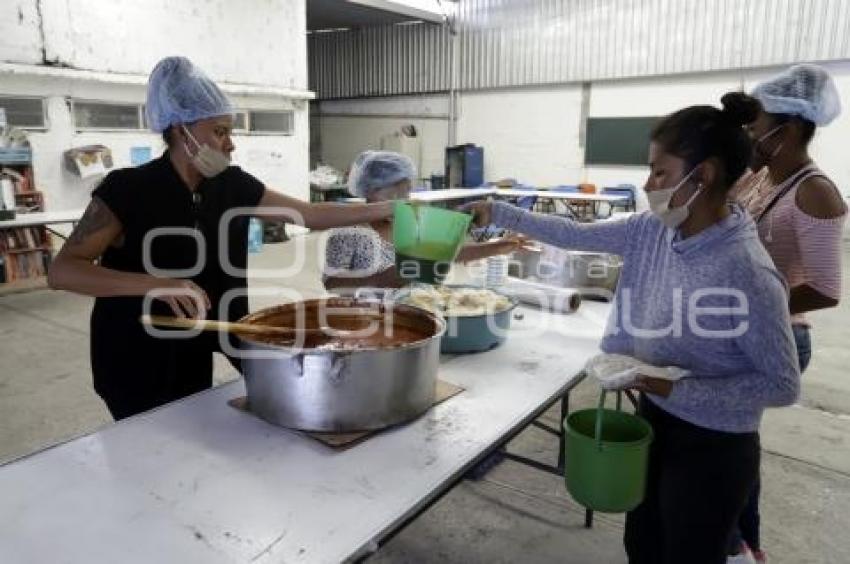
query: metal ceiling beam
[{"left": 346, "top": 0, "right": 447, "bottom": 24}]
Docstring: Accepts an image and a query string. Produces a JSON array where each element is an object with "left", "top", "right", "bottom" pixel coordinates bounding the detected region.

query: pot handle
[
  {"left": 354, "top": 287, "right": 387, "bottom": 301},
  {"left": 328, "top": 355, "right": 348, "bottom": 384},
  {"left": 293, "top": 354, "right": 304, "bottom": 378}
]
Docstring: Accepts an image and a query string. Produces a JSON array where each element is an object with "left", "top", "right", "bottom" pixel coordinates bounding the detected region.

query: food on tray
[{"left": 401, "top": 286, "right": 513, "bottom": 317}]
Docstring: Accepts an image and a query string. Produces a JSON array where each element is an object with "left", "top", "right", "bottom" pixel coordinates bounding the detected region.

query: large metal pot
[
  {"left": 508, "top": 246, "right": 544, "bottom": 280},
  {"left": 558, "top": 251, "right": 622, "bottom": 292},
  {"left": 510, "top": 246, "right": 622, "bottom": 299},
  {"left": 237, "top": 298, "right": 445, "bottom": 432}
]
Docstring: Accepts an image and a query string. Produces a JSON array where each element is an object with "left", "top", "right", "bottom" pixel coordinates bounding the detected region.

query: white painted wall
[
  {"left": 317, "top": 62, "right": 850, "bottom": 202},
  {"left": 457, "top": 86, "right": 584, "bottom": 186},
  {"left": 3, "top": 0, "right": 307, "bottom": 89},
  {"left": 0, "top": 1, "right": 41, "bottom": 65},
  {"left": 2, "top": 73, "right": 310, "bottom": 211},
  {"left": 584, "top": 72, "right": 744, "bottom": 195},
  {"left": 1, "top": 0, "right": 311, "bottom": 212},
  {"left": 586, "top": 62, "right": 850, "bottom": 199},
  {"left": 317, "top": 94, "right": 449, "bottom": 180}
]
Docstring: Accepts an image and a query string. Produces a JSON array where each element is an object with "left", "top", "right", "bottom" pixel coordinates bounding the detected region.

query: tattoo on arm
[{"left": 68, "top": 198, "right": 114, "bottom": 245}]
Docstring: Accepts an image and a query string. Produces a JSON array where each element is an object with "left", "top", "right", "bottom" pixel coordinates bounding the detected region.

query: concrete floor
[{"left": 2, "top": 234, "right": 850, "bottom": 563}]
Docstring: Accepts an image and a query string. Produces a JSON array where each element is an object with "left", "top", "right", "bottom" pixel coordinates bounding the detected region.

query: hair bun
[{"left": 720, "top": 92, "right": 760, "bottom": 126}]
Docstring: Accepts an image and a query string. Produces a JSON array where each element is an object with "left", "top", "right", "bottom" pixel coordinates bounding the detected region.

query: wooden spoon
[{"left": 140, "top": 315, "right": 336, "bottom": 339}]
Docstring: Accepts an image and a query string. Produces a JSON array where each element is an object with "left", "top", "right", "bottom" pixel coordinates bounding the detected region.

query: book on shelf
[
  {"left": 0, "top": 167, "right": 31, "bottom": 194},
  {"left": 15, "top": 191, "right": 44, "bottom": 209},
  {"left": 5, "top": 230, "right": 17, "bottom": 249},
  {"left": 2, "top": 250, "right": 48, "bottom": 282},
  {"left": 22, "top": 228, "right": 36, "bottom": 248},
  {"left": 0, "top": 227, "right": 48, "bottom": 253},
  {"left": 0, "top": 158, "right": 52, "bottom": 285},
  {"left": 23, "top": 168, "right": 34, "bottom": 193}
]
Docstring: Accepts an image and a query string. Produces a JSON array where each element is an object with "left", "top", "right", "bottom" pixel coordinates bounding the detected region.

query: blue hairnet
[
  {"left": 347, "top": 151, "right": 416, "bottom": 197},
  {"left": 752, "top": 64, "right": 841, "bottom": 126},
  {"left": 145, "top": 56, "right": 233, "bottom": 133}
]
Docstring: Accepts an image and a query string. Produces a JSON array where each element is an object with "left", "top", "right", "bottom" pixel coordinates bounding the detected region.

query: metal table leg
[{"left": 495, "top": 373, "right": 597, "bottom": 529}]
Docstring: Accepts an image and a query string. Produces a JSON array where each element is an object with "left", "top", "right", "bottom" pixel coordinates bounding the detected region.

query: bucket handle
[{"left": 594, "top": 390, "right": 624, "bottom": 451}]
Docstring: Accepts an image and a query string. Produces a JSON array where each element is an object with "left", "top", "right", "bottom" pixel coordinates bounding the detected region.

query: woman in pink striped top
[{"left": 730, "top": 64, "right": 847, "bottom": 562}]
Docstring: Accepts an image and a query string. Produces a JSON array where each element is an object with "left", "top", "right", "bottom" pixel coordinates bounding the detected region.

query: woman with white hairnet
[
  {"left": 48, "top": 57, "right": 393, "bottom": 420},
  {"left": 323, "top": 150, "right": 522, "bottom": 289},
  {"left": 729, "top": 63, "right": 847, "bottom": 562}
]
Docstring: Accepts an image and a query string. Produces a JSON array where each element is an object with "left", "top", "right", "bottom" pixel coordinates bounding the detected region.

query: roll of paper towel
[{"left": 501, "top": 276, "right": 582, "bottom": 314}]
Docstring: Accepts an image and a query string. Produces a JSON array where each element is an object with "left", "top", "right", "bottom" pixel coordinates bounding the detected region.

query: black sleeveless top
[{"left": 89, "top": 154, "right": 265, "bottom": 416}]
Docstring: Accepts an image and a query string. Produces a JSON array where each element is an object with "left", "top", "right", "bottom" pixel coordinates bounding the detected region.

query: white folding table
[
  {"left": 493, "top": 189, "right": 629, "bottom": 218},
  {"left": 0, "top": 303, "right": 611, "bottom": 564},
  {"left": 409, "top": 187, "right": 496, "bottom": 203},
  {"left": 493, "top": 189, "right": 628, "bottom": 203}
]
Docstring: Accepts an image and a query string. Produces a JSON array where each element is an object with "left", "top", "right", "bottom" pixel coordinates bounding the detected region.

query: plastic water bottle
[{"left": 248, "top": 218, "right": 263, "bottom": 253}]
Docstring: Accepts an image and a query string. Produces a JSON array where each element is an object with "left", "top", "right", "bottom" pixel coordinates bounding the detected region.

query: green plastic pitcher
[
  {"left": 564, "top": 390, "right": 653, "bottom": 513},
  {"left": 393, "top": 201, "right": 472, "bottom": 284}
]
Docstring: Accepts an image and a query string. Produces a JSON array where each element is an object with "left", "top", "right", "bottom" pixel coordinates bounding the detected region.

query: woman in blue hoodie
[{"left": 465, "top": 93, "right": 800, "bottom": 564}]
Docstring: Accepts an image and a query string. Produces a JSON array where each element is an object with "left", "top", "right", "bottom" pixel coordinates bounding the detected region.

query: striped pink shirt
[{"left": 734, "top": 164, "right": 847, "bottom": 326}]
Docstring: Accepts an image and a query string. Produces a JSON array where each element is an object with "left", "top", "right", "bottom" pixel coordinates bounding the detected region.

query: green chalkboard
[{"left": 585, "top": 117, "right": 660, "bottom": 166}]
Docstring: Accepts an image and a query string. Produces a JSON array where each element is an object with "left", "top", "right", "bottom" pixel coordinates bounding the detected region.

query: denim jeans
[{"left": 792, "top": 324, "right": 812, "bottom": 373}]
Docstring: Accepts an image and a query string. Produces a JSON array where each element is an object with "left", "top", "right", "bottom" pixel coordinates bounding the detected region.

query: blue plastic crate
[{"left": 0, "top": 148, "right": 32, "bottom": 165}]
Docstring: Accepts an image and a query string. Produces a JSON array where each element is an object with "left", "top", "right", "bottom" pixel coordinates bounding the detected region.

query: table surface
[
  {"left": 0, "top": 303, "right": 610, "bottom": 564},
  {"left": 0, "top": 209, "right": 84, "bottom": 229},
  {"left": 409, "top": 187, "right": 495, "bottom": 202},
  {"left": 494, "top": 189, "right": 629, "bottom": 202},
  {"left": 408, "top": 188, "right": 628, "bottom": 203}
]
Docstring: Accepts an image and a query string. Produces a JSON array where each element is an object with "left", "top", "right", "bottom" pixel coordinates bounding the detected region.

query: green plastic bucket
[
  {"left": 393, "top": 201, "right": 472, "bottom": 284},
  {"left": 564, "top": 391, "right": 653, "bottom": 513}
]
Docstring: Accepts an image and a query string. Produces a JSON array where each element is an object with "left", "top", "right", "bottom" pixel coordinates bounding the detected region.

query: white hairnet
[
  {"left": 145, "top": 56, "right": 233, "bottom": 133},
  {"left": 347, "top": 151, "right": 416, "bottom": 197},
  {"left": 752, "top": 63, "right": 841, "bottom": 126}
]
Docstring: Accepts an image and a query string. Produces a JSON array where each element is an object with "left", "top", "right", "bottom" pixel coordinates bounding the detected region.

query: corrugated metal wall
[
  {"left": 458, "top": 0, "right": 850, "bottom": 88},
  {"left": 309, "top": 0, "right": 850, "bottom": 99},
  {"left": 308, "top": 23, "right": 451, "bottom": 99}
]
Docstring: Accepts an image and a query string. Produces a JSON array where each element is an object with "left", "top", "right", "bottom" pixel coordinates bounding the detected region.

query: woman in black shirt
[{"left": 48, "top": 57, "right": 393, "bottom": 419}]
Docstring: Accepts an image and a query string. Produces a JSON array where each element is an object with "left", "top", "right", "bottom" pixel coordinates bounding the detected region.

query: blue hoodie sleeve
[
  {"left": 664, "top": 266, "right": 800, "bottom": 410},
  {"left": 491, "top": 201, "right": 634, "bottom": 255}
]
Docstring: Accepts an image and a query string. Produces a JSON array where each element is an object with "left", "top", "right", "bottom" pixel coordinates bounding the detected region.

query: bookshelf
[{"left": 0, "top": 148, "right": 52, "bottom": 289}]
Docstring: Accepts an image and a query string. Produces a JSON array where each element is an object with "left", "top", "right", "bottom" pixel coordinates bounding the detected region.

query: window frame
[
  {"left": 0, "top": 95, "right": 48, "bottom": 130},
  {"left": 71, "top": 99, "right": 147, "bottom": 132},
  {"left": 243, "top": 109, "right": 295, "bottom": 136}
]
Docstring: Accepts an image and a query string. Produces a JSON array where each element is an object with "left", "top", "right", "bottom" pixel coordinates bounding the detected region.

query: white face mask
[
  {"left": 753, "top": 124, "right": 785, "bottom": 162},
  {"left": 646, "top": 167, "right": 703, "bottom": 229},
  {"left": 182, "top": 126, "right": 230, "bottom": 178}
]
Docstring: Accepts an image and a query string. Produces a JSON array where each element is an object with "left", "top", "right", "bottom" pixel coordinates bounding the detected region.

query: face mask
[
  {"left": 750, "top": 125, "right": 785, "bottom": 171},
  {"left": 182, "top": 126, "right": 230, "bottom": 178},
  {"left": 647, "top": 167, "right": 704, "bottom": 229}
]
